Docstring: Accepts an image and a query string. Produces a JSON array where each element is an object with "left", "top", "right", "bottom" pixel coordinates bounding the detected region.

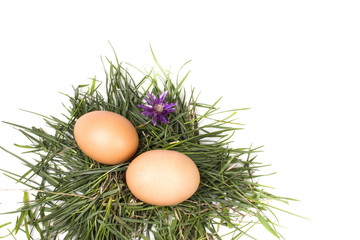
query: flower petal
[
  {"left": 159, "top": 90, "right": 168, "bottom": 102},
  {"left": 152, "top": 115, "right": 158, "bottom": 126},
  {"left": 140, "top": 110, "right": 154, "bottom": 116},
  {"left": 147, "top": 91, "right": 156, "bottom": 104},
  {"left": 159, "top": 115, "right": 168, "bottom": 124},
  {"left": 164, "top": 108, "right": 176, "bottom": 114},
  {"left": 138, "top": 104, "right": 152, "bottom": 110},
  {"left": 144, "top": 97, "right": 153, "bottom": 106},
  {"left": 164, "top": 102, "right": 176, "bottom": 109}
]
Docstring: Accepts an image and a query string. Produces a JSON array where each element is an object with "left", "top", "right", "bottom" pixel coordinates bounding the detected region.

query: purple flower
[{"left": 138, "top": 91, "right": 176, "bottom": 126}]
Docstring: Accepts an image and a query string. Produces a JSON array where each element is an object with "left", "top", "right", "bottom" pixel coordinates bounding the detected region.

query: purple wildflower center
[
  {"left": 138, "top": 91, "right": 176, "bottom": 126},
  {"left": 153, "top": 103, "right": 164, "bottom": 112}
]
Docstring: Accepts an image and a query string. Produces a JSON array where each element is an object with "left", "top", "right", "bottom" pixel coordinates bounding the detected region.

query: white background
[{"left": 1, "top": 1, "right": 360, "bottom": 239}]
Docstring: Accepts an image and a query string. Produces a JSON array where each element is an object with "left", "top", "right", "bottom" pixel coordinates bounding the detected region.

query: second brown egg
[{"left": 126, "top": 150, "right": 200, "bottom": 206}]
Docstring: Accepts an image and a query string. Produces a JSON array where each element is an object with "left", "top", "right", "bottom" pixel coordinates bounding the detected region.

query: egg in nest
[
  {"left": 126, "top": 150, "right": 200, "bottom": 206},
  {"left": 74, "top": 111, "right": 139, "bottom": 165}
]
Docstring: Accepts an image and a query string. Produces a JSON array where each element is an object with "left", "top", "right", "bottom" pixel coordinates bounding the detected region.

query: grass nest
[{"left": 0, "top": 49, "right": 294, "bottom": 239}]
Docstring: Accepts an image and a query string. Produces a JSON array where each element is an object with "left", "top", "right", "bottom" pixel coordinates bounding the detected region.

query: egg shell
[
  {"left": 74, "top": 110, "right": 139, "bottom": 165},
  {"left": 126, "top": 150, "right": 200, "bottom": 206}
]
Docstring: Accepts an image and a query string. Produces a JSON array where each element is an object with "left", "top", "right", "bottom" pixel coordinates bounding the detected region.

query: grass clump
[{"left": 0, "top": 50, "right": 293, "bottom": 239}]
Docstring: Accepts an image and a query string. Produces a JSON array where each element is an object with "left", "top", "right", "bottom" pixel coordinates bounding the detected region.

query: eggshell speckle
[
  {"left": 126, "top": 150, "right": 200, "bottom": 206},
  {"left": 74, "top": 111, "right": 138, "bottom": 165}
]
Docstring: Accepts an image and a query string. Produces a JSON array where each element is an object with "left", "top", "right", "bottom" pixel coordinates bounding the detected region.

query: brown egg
[
  {"left": 74, "top": 111, "right": 138, "bottom": 165},
  {"left": 126, "top": 150, "right": 200, "bottom": 206}
]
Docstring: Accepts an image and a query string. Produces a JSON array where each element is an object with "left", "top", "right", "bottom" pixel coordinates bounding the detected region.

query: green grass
[{"left": 0, "top": 49, "right": 293, "bottom": 239}]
